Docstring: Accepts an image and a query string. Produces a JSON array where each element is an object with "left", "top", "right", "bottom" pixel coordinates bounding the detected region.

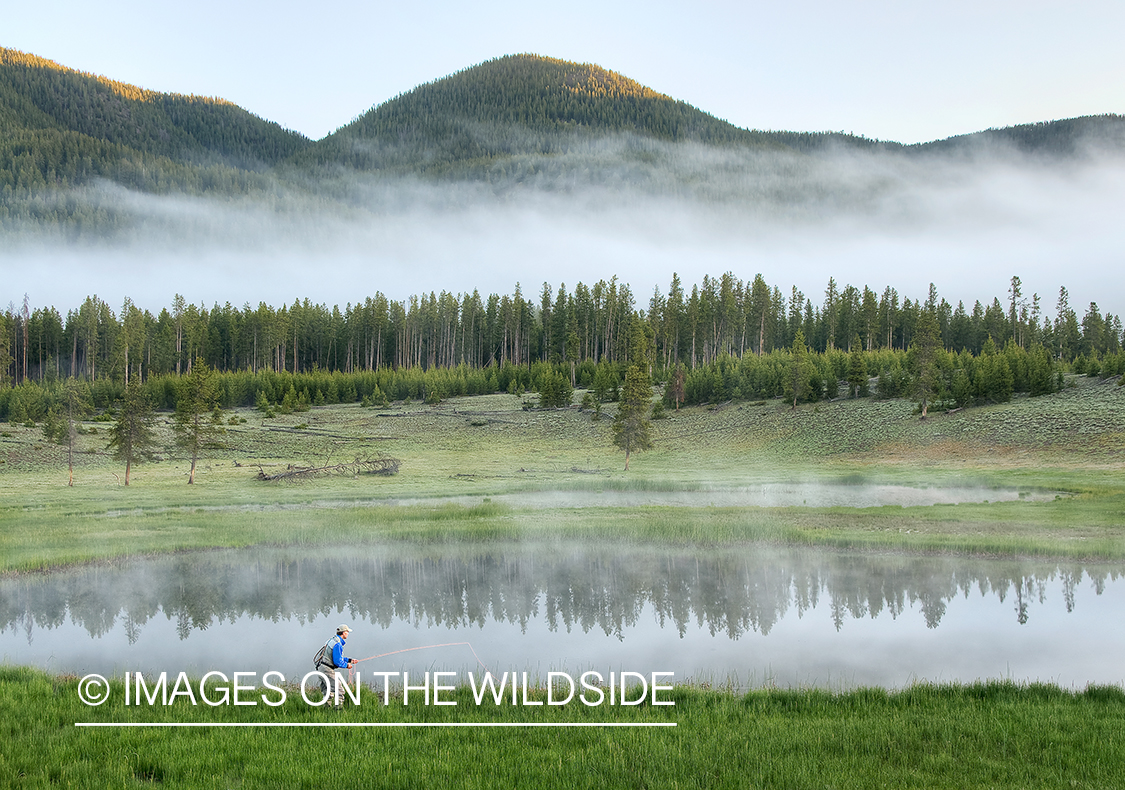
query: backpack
[{"left": 312, "top": 637, "right": 334, "bottom": 668}]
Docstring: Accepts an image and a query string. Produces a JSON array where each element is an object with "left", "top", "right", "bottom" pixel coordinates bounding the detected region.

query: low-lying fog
[{"left": 4, "top": 134, "right": 1124, "bottom": 314}]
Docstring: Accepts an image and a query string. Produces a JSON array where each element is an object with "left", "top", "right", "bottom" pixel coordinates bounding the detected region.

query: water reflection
[{"left": 1, "top": 544, "right": 1121, "bottom": 688}]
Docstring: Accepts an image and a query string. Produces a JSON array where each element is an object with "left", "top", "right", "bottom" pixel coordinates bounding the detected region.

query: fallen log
[{"left": 255, "top": 456, "right": 401, "bottom": 482}]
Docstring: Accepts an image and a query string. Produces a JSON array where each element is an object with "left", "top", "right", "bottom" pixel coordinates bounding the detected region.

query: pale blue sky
[{"left": 4, "top": 0, "right": 1123, "bottom": 143}]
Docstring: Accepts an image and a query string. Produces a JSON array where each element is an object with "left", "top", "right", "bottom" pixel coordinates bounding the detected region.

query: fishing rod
[{"left": 350, "top": 641, "right": 494, "bottom": 679}]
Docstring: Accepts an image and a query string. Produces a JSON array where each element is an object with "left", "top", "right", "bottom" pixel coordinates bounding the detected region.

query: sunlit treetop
[
  {"left": 0, "top": 45, "right": 310, "bottom": 182},
  {"left": 0, "top": 47, "right": 232, "bottom": 105}
]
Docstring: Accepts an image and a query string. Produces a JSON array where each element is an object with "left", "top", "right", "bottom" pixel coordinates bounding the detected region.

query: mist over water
[
  {"left": 136, "top": 485, "right": 1042, "bottom": 516},
  {"left": 3, "top": 543, "right": 1122, "bottom": 689},
  {"left": 4, "top": 134, "right": 1124, "bottom": 316},
  {"left": 484, "top": 484, "right": 1045, "bottom": 509}
]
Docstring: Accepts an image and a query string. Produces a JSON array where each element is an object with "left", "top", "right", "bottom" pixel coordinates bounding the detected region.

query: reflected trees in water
[{"left": 1, "top": 546, "right": 1117, "bottom": 645}]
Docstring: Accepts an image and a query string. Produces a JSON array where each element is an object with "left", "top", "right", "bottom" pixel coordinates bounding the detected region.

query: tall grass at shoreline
[{"left": 2, "top": 667, "right": 1121, "bottom": 788}]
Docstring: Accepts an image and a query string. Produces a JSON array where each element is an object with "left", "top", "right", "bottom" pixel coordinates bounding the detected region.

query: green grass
[
  {"left": 2, "top": 667, "right": 1122, "bottom": 788},
  {"left": 2, "top": 384, "right": 1125, "bottom": 571},
  {"left": 2, "top": 493, "right": 1125, "bottom": 574}
]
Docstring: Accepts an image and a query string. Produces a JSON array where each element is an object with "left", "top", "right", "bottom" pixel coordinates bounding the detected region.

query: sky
[
  {"left": 5, "top": 0, "right": 1123, "bottom": 144},
  {"left": 3, "top": 0, "right": 1124, "bottom": 316}
]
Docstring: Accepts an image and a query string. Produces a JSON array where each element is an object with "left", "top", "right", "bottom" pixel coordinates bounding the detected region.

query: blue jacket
[{"left": 325, "top": 634, "right": 352, "bottom": 669}]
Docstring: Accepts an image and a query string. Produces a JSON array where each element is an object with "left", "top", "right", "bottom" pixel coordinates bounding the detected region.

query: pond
[{"left": 2, "top": 543, "right": 1121, "bottom": 690}]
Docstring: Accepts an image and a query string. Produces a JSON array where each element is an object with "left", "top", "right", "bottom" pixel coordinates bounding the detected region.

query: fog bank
[{"left": 3, "top": 136, "right": 1123, "bottom": 316}]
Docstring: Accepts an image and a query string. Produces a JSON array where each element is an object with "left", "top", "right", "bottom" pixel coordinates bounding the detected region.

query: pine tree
[
  {"left": 951, "top": 365, "right": 974, "bottom": 408},
  {"left": 666, "top": 363, "right": 686, "bottom": 410},
  {"left": 613, "top": 323, "right": 654, "bottom": 470},
  {"left": 613, "top": 365, "right": 652, "bottom": 470},
  {"left": 106, "top": 379, "right": 157, "bottom": 486},
  {"left": 847, "top": 336, "right": 867, "bottom": 398},
  {"left": 39, "top": 381, "right": 91, "bottom": 485},
  {"left": 538, "top": 369, "right": 573, "bottom": 408},
  {"left": 173, "top": 358, "right": 224, "bottom": 484},
  {"left": 1028, "top": 345, "right": 1056, "bottom": 396},
  {"left": 911, "top": 311, "right": 942, "bottom": 419},
  {"left": 975, "top": 338, "right": 1014, "bottom": 403},
  {"left": 786, "top": 330, "right": 810, "bottom": 410}
]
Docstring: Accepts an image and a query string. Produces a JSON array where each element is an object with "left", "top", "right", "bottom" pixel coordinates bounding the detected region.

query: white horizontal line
[{"left": 76, "top": 722, "right": 676, "bottom": 728}]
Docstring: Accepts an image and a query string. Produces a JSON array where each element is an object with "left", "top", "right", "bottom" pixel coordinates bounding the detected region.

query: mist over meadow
[{"left": 4, "top": 130, "right": 1124, "bottom": 320}]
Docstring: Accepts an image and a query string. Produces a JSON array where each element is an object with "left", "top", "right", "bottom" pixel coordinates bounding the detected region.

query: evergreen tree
[
  {"left": 786, "top": 330, "right": 811, "bottom": 410},
  {"left": 951, "top": 365, "right": 974, "bottom": 408},
  {"left": 911, "top": 311, "right": 942, "bottom": 419},
  {"left": 173, "top": 358, "right": 224, "bottom": 484},
  {"left": 41, "top": 407, "right": 67, "bottom": 444},
  {"left": 592, "top": 363, "right": 619, "bottom": 402},
  {"left": 61, "top": 380, "right": 91, "bottom": 486},
  {"left": 666, "top": 363, "right": 686, "bottom": 410},
  {"left": 1055, "top": 287, "right": 1080, "bottom": 361},
  {"left": 566, "top": 327, "right": 580, "bottom": 387},
  {"left": 106, "top": 378, "right": 157, "bottom": 486},
  {"left": 255, "top": 389, "right": 275, "bottom": 417},
  {"left": 1028, "top": 345, "right": 1056, "bottom": 397},
  {"left": 613, "top": 365, "right": 652, "bottom": 470},
  {"left": 613, "top": 322, "right": 654, "bottom": 469},
  {"left": 538, "top": 369, "right": 573, "bottom": 408},
  {"left": 847, "top": 336, "right": 867, "bottom": 398},
  {"left": 975, "top": 338, "right": 1014, "bottom": 403}
]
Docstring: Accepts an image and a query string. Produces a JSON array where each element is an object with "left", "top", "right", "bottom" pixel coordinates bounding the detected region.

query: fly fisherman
[{"left": 315, "top": 623, "right": 356, "bottom": 707}]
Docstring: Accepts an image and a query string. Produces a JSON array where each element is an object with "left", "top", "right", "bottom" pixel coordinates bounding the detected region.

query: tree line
[{"left": 1, "top": 274, "right": 1120, "bottom": 392}]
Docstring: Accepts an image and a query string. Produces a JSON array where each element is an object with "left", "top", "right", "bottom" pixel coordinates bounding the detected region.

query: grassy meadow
[
  {"left": 2, "top": 378, "right": 1124, "bottom": 787},
  {"left": 1, "top": 376, "right": 1124, "bottom": 570}
]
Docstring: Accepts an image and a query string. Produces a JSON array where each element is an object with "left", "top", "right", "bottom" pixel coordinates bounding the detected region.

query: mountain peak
[
  {"left": 455, "top": 54, "right": 673, "bottom": 103},
  {"left": 305, "top": 53, "right": 771, "bottom": 173}
]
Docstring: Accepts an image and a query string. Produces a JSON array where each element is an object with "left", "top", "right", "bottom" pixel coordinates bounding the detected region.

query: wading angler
[{"left": 313, "top": 624, "right": 356, "bottom": 708}]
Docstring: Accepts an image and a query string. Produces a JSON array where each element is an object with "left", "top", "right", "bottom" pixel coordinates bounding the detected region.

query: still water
[{"left": 2, "top": 544, "right": 1121, "bottom": 689}]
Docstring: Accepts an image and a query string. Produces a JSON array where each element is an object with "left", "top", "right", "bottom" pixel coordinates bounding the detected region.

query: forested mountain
[
  {"left": 0, "top": 48, "right": 310, "bottom": 168},
  {"left": 0, "top": 47, "right": 311, "bottom": 201},
  {"left": 298, "top": 54, "right": 787, "bottom": 175},
  {"left": 2, "top": 45, "right": 1123, "bottom": 230},
  {"left": 763, "top": 115, "right": 1125, "bottom": 157},
  {"left": 4, "top": 49, "right": 1123, "bottom": 417},
  {"left": 911, "top": 115, "right": 1125, "bottom": 157},
  {"left": 4, "top": 46, "right": 1124, "bottom": 193}
]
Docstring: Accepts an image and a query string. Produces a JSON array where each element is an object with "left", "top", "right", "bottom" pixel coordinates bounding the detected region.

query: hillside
[
  {"left": 2, "top": 46, "right": 1123, "bottom": 222},
  {"left": 298, "top": 54, "right": 787, "bottom": 174},
  {"left": 0, "top": 48, "right": 311, "bottom": 166},
  {"left": 0, "top": 47, "right": 311, "bottom": 196},
  {"left": 911, "top": 114, "right": 1125, "bottom": 158}
]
